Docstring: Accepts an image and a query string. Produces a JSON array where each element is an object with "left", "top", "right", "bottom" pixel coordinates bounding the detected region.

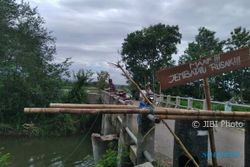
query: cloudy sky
[{"left": 26, "top": 0, "right": 250, "bottom": 84}]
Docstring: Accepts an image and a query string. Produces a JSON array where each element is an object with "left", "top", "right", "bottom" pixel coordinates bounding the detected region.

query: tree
[
  {"left": 97, "top": 71, "right": 109, "bottom": 90},
  {"left": 0, "top": 0, "right": 71, "bottom": 124},
  {"left": 226, "top": 27, "right": 250, "bottom": 102},
  {"left": 178, "top": 27, "right": 228, "bottom": 100},
  {"left": 121, "top": 23, "right": 181, "bottom": 91},
  {"left": 67, "top": 69, "right": 93, "bottom": 103},
  {"left": 179, "top": 27, "right": 224, "bottom": 64},
  {"left": 226, "top": 27, "right": 250, "bottom": 50}
]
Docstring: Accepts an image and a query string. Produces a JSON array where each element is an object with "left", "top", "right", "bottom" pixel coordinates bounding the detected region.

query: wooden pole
[
  {"left": 203, "top": 78, "right": 218, "bottom": 167},
  {"left": 24, "top": 107, "right": 250, "bottom": 118}
]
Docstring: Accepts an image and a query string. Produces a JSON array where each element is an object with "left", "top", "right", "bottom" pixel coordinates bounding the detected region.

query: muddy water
[{"left": 0, "top": 136, "right": 94, "bottom": 167}]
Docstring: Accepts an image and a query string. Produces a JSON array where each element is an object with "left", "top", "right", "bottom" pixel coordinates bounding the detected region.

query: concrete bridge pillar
[
  {"left": 136, "top": 113, "right": 155, "bottom": 164},
  {"left": 101, "top": 114, "right": 117, "bottom": 135},
  {"left": 91, "top": 133, "right": 118, "bottom": 163},
  {"left": 173, "top": 120, "right": 208, "bottom": 167},
  {"left": 117, "top": 114, "right": 134, "bottom": 167}
]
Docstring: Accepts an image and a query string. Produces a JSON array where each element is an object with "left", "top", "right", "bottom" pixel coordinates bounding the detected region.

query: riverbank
[{"left": 0, "top": 114, "right": 102, "bottom": 137}]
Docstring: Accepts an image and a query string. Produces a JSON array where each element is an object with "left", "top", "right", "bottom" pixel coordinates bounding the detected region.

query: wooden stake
[{"left": 203, "top": 78, "right": 218, "bottom": 167}]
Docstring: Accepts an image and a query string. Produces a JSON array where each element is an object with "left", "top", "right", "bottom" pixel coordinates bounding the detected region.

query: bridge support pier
[
  {"left": 173, "top": 120, "right": 208, "bottom": 167},
  {"left": 245, "top": 121, "right": 250, "bottom": 167},
  {"left": 101, "top": 114, "right": 117, "bottom": 135},
  {"left": 136, "top": 113, "right": 155, "bottom": 165},
  {"left": 91, "top": 133, "right": 118, "bottom": 163},
  {"left": 117, "top": 114, "right": 134, "bottom": 167}
]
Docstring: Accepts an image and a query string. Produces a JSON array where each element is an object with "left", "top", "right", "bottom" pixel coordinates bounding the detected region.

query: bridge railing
[{"left": 154, "top": 93, "right": 250, "bottom": 111}]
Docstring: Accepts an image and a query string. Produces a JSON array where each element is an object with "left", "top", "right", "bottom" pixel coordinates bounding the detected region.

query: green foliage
[
  {"left": 66, "top": 69, "right": 93, "bottom": 103},
  {"left": 0, "top": 0, "right": 71, "bottom": 124},
  {"left": 37, "top": 114, "right": 78, "bottom": 136},
  {"left": 121, "top": 23, "right": 181, "bottom": 89},
  {"left": 226, "top": 27, "right": 250, "bottom": 50},
  {"left": 0, "top": 1, "right": 97, "bottom": 136},
  {"left": 97, "top": 71, "right": 109, "bottom": 90},
  {"left": 225, "top": 27, "right": 250, "bottom": 103},
  {"left": 96, "top": 147, "right": 117, "bottom": 167},
  {"left": 0, "top": 150, "right": 11, "bottom": 167},
  {"left": 179, "top": 27, "right": 224, "bottom": 64}
]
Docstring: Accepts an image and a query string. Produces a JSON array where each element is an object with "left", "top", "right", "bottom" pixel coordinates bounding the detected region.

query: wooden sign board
[{"left": 156, "top": 47, "right": 250, "bottom": 89}]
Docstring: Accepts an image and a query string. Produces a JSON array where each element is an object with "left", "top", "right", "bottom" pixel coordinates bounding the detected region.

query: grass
[
  {"left": 62, "top": 85, "right": 99, "bottom": 94},
  {"left": 85, "top": 86, "right": 99, "bottom": 93}
]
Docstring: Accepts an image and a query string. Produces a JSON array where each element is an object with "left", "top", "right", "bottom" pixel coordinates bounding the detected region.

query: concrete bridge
[{"left": 91, "top": 91, "right": 250, "bottom": 167}]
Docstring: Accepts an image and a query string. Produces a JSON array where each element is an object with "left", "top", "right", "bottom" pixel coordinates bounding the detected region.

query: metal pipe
[
  {"left": 117, "top": 116, "right": 123, "bottom": 124},
  {"left": 143, "top": 150, "right": 155, "bottom": 163},
  {"left": 125, "top": 127, "right": 137, "bottom": 145},
  {"left": 147, "top": 114, "right": 160, "bottom": 123}
]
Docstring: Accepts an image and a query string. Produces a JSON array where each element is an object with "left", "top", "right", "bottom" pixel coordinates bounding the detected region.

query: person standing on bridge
[
  {"left": 145, "top": 82, "right": 153, "bottom": 95},
  {"left": 137, "top": 91, "right": 155, "bottom": 126},
  {"left": 108, "top": 78, "right": 116, "bottom": 93},
  {"left": 139, "top": 82, "right": 153, "bottom": 101}
]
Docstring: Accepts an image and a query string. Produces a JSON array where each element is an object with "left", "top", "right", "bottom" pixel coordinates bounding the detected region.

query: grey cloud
[
  {"left": 60, "top": 0, "right": 133, "bottom": 11},
  {"left": 166, "top": 0, "right": 250, "bottom": 39},
  {"left": 27, "top": 0, "right": 250, "bottom": 85}
]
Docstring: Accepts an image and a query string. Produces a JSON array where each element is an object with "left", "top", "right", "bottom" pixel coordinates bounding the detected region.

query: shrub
[{"left": 0, "top": 150, "right": 11, "bottom": 167}]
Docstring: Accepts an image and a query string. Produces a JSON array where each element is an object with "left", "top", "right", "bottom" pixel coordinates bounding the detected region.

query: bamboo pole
[
  {"left": 24, "top": 107, "right": 250, "bottom": 118},
  {"left": 155, "top": 108, "right": 250, "bottom": 117},
  {"left": 159, "top": 115, "right": 250, "bottom": 120},
  {"left": 50, "top": 103, "right": 137, "bottom": 109},
  {"left": 49, "top": 103, "right": 250, "bottom": 118},
  {"left": 24, "top": 108, "right": 148, "bottom": 114}
]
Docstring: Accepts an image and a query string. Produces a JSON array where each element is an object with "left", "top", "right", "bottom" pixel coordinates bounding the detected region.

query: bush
[
  {"left": 0, "top": 150, "right": 11, "bottom": 167},
  {"left": 96, "top": 144, "right": 117, "bottom": 167}
]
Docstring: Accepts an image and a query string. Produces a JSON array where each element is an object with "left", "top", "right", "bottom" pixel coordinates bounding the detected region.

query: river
[{"left": 0, "top": 136, "right": 94, "bottom": 167}]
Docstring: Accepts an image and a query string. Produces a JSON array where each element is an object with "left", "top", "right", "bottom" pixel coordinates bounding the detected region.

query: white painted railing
[{"left": 154, "top": 94, "right": 250, "bottom": 111}]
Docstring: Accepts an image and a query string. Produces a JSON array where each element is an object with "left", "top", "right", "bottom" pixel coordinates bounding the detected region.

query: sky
[{"left": 25, "top": 0, "right": 250, "bottom": 84}]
